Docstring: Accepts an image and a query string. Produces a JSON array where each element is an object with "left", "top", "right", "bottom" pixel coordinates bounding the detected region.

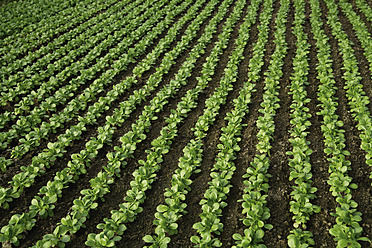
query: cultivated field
[{"left": 0, "top": 0, "right": 371, "bottom": 247}]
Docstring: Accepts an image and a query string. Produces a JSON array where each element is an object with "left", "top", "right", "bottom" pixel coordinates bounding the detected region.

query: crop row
[
  {"left": 1, "top": 0, "right": 371, "bottom": 247},
  {"left": 0, "top": 0, "right": 177, "bottom": 167},
  {"left": 0, "top": 0, "right": 219, "bottom": 245}
]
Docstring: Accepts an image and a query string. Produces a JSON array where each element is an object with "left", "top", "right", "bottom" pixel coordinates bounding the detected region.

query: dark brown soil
[
  {"left": 0, "top": 0, "right": 165, "bottom": 130},
  {"left": 333, "top": 0, "right": 372, "bottom": 114},
  {"left": 1, "top": 0, "right": 372, "bottom": 247},
  {"left": 0, "top": 0, "right": 122, "bottom": 73},
  {"left": 0, "top": 0, "right": 190, "bottom": 186},
  {"left": 169, "top": 0, "right": 258, "bottom": 246},
  {"left": 303, "top": 0, "right": 337, "bottom": 247},
  {"left": 312, "top": 0, "right": 372, "bottom": 247},
  {"left": 349, "top": 0, "right": 372, "bottom": 34},
  {"left": 218, "top": 0, "right": 278, "bottom": 246},
  {"left": 319, "top": 0, "right": 372, "bottom": 246},
  {"left": 261, "top": 0, "right": 294, "bottom": 246}
]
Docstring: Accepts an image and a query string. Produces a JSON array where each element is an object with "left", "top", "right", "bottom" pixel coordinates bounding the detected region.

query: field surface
[{"left": 0, "top": 0, "right": 371, "bottom": 247}]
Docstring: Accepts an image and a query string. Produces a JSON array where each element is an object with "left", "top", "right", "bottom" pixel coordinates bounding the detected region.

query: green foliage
[{"left": 310, "top": 0, "right": 371, "bottom": 246}]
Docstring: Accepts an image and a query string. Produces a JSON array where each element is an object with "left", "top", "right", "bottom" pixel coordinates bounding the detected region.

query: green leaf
[
  {"left": 190, "top": 235, "right": 200, "bottom": 244},
  {"left": 288, "top": 235, "right": 298, "bottom": 248},
  {"left": 358, "top": 237, "right": 370, "bottom": 242},
  {"left": 349, "top": 183, "right": 358, "bottom": 189},
  {"left": 232, "top": 233, "right": 242, "bottom": 240},
  {"left": 264, "top": 224, "right": 273, "bottom": 230},
  {"left": 157, "top": 205, "right": 168, "bottom": 213},
  {"left": 338, "top": 238, "right": 349, "bottom": 247},
  {"left": 143, "top": 235, "right": 155, "bottom": 243},
  {"left": 60, "top": 235, "right": 70, "bottom": 243},
  {"left": 255, "top": 229, "right": 264, "bottom": 240}
]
